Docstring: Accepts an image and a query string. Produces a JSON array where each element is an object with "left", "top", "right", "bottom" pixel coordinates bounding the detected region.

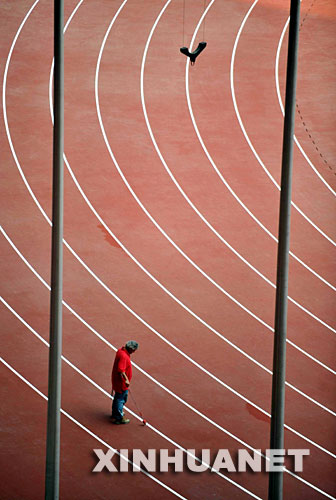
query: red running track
[{"left": 1, "top": 0, "right": 335, "bottom": 498}]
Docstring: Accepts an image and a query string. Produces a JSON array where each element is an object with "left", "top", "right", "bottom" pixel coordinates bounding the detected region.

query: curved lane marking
[
  {"left": 3, "top": 0, "right": 335, "bottom": 445},
  {"left": 0, "top": 0, "right": 335, "bottom": 442},
  {"left": 185, "top": 2, "right": 335, "bottom": 290},
  {"left": 229, "top": 0, "right": 335, "bottom": 246},
  {"left": 2, "top": 3, "right": 335, "bottom": 495},
  {"left": 1, "top": 227, "right": 335, "bottom": 462},
  {"left": 276, "top": 16, "right": 336, "bottom": 196},
  {"left": 0, "top": 357, "right": 189, "bottom": 500},
  {"left": 2, "top": 0, "right": 335, "bottom": 445},
  {"left": 1, "top": 303, "right": 335, "bottom": 498},
  {"left": 45, "top": 0, "right": 336, "bottom": 386},
  {"left": 96, "top": 3, "right": 336, "bottom": 388},
  {"left": 1, "top": 298, "right": 264, "bottom": 499},
  {"left": 139, "top": 0, "right": 336, "bottom": 334}
]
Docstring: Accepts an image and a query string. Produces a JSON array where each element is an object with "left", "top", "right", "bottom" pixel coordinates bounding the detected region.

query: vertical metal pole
[
  {"left": 268, "top": 1, "right": 300, "bottom": 499},
  {"left": 45, "top": 0, "right": 64, "bottom": 499}
]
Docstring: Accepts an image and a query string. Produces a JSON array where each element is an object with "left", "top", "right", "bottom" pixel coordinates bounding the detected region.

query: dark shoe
[{"left": 114, "top": 417, "right": 130, "bottom": 425}]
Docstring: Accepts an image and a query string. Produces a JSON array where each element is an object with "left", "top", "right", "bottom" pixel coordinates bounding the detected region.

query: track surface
[{"left": 1, "top": 0, "right": 335, "bottom": 498}]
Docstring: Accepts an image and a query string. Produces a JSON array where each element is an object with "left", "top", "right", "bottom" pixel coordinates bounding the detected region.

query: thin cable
[
  {"left": 182, "top": 0, "right": 185, "bottom": 46},
  {"left": 203, "top": 0, "right": 206, "bottom": 40}
]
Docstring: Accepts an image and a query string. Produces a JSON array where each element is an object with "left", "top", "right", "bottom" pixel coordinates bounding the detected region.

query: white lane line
[
  {"left": 0, "top": 357, "right": 188, "bottom": 500},
  {"left": 5, "top": 0, "right": 334, "bottom": 392},
  {"left": 3, "top": 0, "right": 335, "bottom": 402},
  {"left": 185, "top": 0, "right": 336, "bottom": 283},
  {"left": 3, "top": 198, "right": 335, "bottom": 414},
  {"left": 2, "top": 0, "right": 335, "bottom": 430},
  {"left": 94, "top": 2, "right": 272, "bottom": 334},
  {"left": 2, "top": 0, "right": 49, "bottom": 227},
  {"left": 1, "top": 300, "right": 335, "bottom": 499},
  {"left": 185, "top": 3, "right": 336, "bottom": 294},
  {"left": 62, "top": 163, "right": 336, "bottom": 387},
  {"left": 138, "top": 0, "right": 335, "bottom": 333},
  {"left": 45, "top": 0, "right": 335, "bottom": 399},
  {"left": 0, "top": 298, "right": 265, "bottom": 499},
  {"left": 230, "top": 0, "right": 336, "bottom": 246},
  {"left": 95, "top": 2, "right": 336, "bottom": 378},
  {"left": 1, "top": 228, "right": 335, "bottom": 461},
  {"left": 2, "top": 2, "right": 335, "bottom": 494},
  {"left": 276, "top": 16, "right": 336, "bottom": 197}
]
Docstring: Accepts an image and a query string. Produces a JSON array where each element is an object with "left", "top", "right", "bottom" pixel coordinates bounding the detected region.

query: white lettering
[
  {"left": 238, "top": 449, "right": 262, "bottom": 472},
  {"left": 92, "top": 449, "right": 118, "bottom": 472},
  {"left": 266, "top": 449, "right": 285, "bottom": 472},
  {"left": 133, "top": 449, "right": 156, "bottom": 472},
  {"left": 287, "top": 449, "right": 310, "bottom": 472},
  {"left": 211, "top": 450, "right": 236, "bottom": 472},
  {"left": 186, "top": 450, "right": 210, "bottom": 472},
  {"left": 160, "top": 449, "right": 183, "bottom": 472},
  {"left": 119, "top": 449, "right": 129, "bottom": 472},
  {"left": 91, "top": 447, "right": 310, "bottom": 473}
]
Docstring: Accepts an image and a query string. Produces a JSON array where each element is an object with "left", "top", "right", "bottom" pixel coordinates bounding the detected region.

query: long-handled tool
[{"left": 129, "top": 389, "right": 147, "bottom": 425}]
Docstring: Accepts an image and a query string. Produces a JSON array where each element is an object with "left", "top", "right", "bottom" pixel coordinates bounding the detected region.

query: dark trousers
[{"left": 112, "top": 390, "right": 128, "bottom": 420}]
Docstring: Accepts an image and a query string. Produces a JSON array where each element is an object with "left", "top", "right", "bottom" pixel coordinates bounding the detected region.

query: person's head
[{"left": 125, "top": 340, "right": 139, "bottom": 354}]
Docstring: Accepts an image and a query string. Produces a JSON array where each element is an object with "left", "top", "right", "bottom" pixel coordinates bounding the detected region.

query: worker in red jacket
[{"left": 111, "top": 341, "right": 139, "bottom": 424}]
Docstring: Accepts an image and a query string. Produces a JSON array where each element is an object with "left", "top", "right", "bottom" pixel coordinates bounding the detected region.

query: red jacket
[{"left": 111, "top": 347, "right": 132, "bottom": 392}]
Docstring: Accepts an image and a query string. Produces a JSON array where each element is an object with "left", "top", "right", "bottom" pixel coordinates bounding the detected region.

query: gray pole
[
  {"left": 45, "top": 0, "right": 64, "bottom": 498},
  {"left": 268, "top": 1, "right": 300, "bottom": 499}
]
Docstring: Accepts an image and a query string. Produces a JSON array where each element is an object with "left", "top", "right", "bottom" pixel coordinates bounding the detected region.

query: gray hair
[{"left": 125, "top": 340, "right": 139, "bottom": 351}]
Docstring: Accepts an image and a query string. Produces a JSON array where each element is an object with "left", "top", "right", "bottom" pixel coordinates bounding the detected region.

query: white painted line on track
[
  {"left": 2, "top": 2, "right": 335, "bottom": 496},
  {"left": 2, "top": 0, "right": 51, "bottom": 228},
  {"left": 139, "top": 0, "right": 336, "bottom": 334},
  {"left": 12, "top": 0, "right": 332, "bottom": 394},
  {"left": 2, "top": 0, "right": 335, "bottom": 436},
  {"left": 275, "top": 16, "right": 336, "bottom": 197},
  {"left": 44, "top": 0, "right": 335, "bottom": 417},
  {"left": 0, "top": 356, "right": 189, "bottom": 500},
  {"left": 47, "top": 0, "right": 316, "bottom": 428},
  {"left": 4, "top": 0, "right": 334, "bottom": 413},
  {"left": 1, "top": 228, "right": 335, "bottom": 463},
  {"left": 3, "top": 204, "right": 335, "bottom": 416},
  {"left": 1, "top": 300, "right": 335, "bottom": 498},
  {"left": 95, "top": 2, "right": 336, "bottom": 384},
  {"left": 95, "top": 1, "right": 272, "bottom": 336},
  {"left": 0, "top": 297, "right": 266, "bottom": 499},
  {"left": 48, "top": 0, "right": 276, "bottom": 387},
  {"left": 230, "top": 0, "right": 336, "bottom": 247},
  {"left": 185, "top": 3, "right": 336, "bottom": 293}
]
